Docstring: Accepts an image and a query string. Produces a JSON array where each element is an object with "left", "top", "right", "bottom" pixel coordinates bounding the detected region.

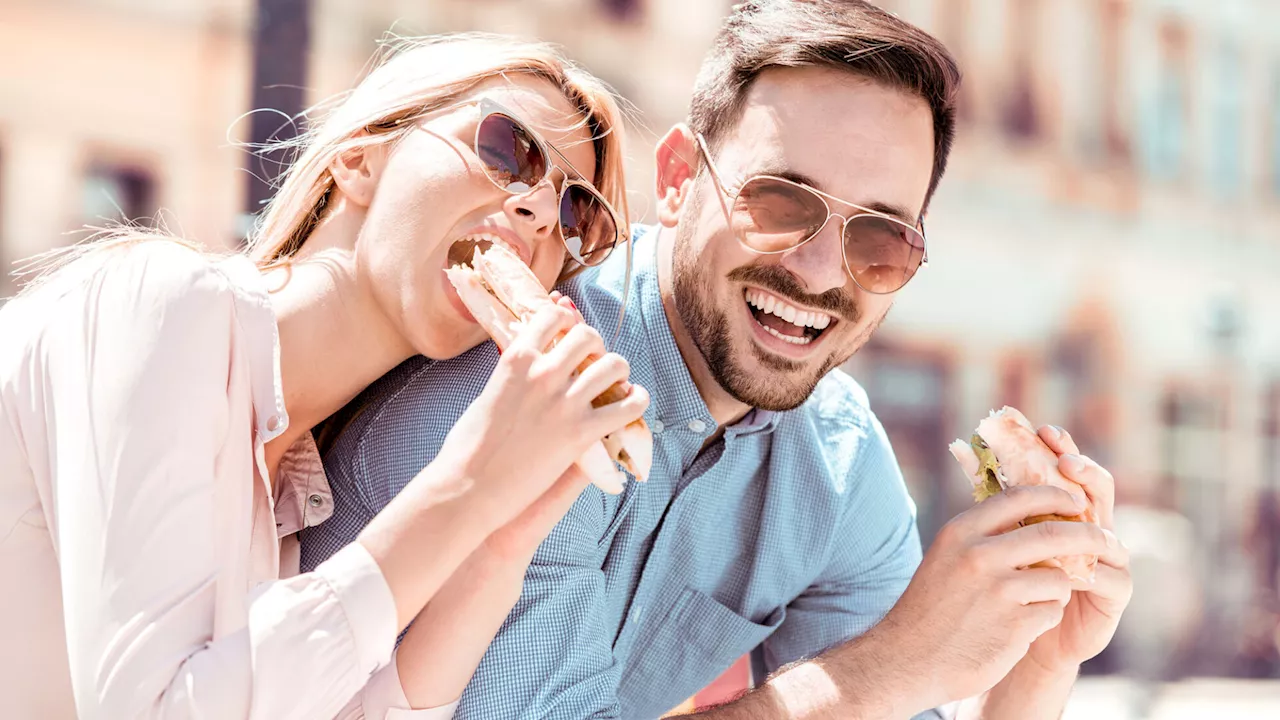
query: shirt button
[
  {"left": 687, "top": 418, "right": 707, "bottom": 433},
  {"left": 308, "top": 494, "right": 324, "bottom": 508},
  {"left": 266, "top": 415, "right": 282, "bottom": 432},
  {"left": 652, "top": 420, "right": 665, "bottom": 434}
]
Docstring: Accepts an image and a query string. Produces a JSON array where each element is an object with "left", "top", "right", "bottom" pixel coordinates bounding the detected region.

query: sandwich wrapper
[{"left": 948, "top": 406, "right": 1099, "bottom": 583}]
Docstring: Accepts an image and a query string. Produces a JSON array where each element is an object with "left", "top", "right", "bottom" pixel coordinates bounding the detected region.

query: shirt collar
[
  {"left": 272, "top": 432, "right": 335, "bottom": 537},
  {"left": 214, "top": 254, "right": 290, "bottom": 444},
  {"left": 624, "top": 226, "right": 777, "bottom": 439}
]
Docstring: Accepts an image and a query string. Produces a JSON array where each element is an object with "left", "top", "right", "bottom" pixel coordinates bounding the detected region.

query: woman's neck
[{"left": 261, "top": 207, "right": 415, "bottom": 476}]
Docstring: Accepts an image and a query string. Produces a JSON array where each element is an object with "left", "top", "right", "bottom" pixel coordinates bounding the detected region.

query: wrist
[
  {"left": 763, "top": 622, "right": 932, "bottom": 720},
  {"left": 1014, "top": 653, "right": 1080, "bottom": 691},
  {"left": 972, "top": 656, "right": 1078, "bottom": 720},
  {"left": 859, "top": 613, "right": 948, "bottom": 716}
]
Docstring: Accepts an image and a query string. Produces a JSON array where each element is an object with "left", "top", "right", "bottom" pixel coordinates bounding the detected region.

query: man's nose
[{"left": 779, "top": 219, "right": 849, "bottom": 295}]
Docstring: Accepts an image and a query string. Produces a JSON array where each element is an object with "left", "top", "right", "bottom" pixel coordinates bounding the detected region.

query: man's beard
[{"left": 671, "top": 222, "right": 886, "bottom": 412}]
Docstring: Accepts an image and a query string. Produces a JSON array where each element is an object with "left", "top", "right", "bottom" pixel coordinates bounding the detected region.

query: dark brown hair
[{"left": 689, "top": 0, "right": 962, "bottom": 213}]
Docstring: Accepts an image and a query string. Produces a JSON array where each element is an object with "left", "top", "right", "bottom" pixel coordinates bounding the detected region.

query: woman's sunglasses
[
  {"left": 695, "top": 133, "right": 928, "bottom": 294},
  {"left": 471, "top": 98, "right": 623, "bottom": 267}
]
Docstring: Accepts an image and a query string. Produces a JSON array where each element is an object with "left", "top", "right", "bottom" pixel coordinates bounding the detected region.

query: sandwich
[
  {"left": 445, "top": 242, "right": 652, "bottom": 495},
  {"left": 948, "top": 406, "right": 1098, "bottom": 582}
]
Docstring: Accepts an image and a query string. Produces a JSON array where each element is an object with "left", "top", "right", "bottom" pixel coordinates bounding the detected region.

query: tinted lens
[
  {"left": 476, "top": 113, "right": 547, "bottom": 191},
  {"left": 842, "top": 215, "right": 926, "bottom": 294},
  {"left": 559, "top": 184, "right": 618, "bottom": 266},
  {"left": 731, "top": 177, "right": 829, "bottom": 253}
]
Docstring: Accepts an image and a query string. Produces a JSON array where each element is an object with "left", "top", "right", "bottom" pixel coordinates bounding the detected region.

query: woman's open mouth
[{"left": 447, "top": 233, "right": 512, "bottom": 269}]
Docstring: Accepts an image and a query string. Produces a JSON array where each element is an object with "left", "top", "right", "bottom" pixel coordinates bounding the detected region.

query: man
[{"left": 302, "top": 2, "right": 1132, "bottom": 717}]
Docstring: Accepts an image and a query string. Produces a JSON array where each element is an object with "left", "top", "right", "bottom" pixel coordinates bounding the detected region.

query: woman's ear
[
  {"left": 329, "top": 142, "right": 389, "bottom": 208},
  {"left": 654, "top": 124, "right": 700, "bottom": 229}
]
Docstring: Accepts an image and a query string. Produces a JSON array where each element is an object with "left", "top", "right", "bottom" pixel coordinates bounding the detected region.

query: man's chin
[{"left": 711, "top": 336, "right": 829, "bottom": 412}]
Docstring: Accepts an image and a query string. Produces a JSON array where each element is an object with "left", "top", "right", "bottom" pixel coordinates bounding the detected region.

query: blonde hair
[
  {"left": 250, "top": 32, "right": 631, "bottom": 281},
  {"left": 16, "top": 32, "right": 631, "bottom": 291}
]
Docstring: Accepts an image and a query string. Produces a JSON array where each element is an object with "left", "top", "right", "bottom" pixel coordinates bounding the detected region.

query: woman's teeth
[
  {"left": 449, "top": 233, "right": 514, "bottom": 267},
  {"left": 745, "top": 289, "right": 833, "bottom": 331}
]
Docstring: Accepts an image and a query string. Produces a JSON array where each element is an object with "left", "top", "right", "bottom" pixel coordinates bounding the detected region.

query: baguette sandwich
[
  {"left": 948, "top": 406, "right": 1099, "bottom": 582},
  {"left": 445, "top": 242, "right": 652, "bottom": 495}
]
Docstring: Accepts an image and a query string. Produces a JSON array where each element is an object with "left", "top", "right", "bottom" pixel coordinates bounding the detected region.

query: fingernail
[
  {"left": 1061, "top": 453, "right": 1086, "bottom": 475},
  {"left": 1049, "top": 425, "right": 1066, "bottom": 441},
  {"left": 1074, "top": 492, "right": 1089, "bottom": 509},
  {"left": 566, "top": 297, "right": 578, "bottom": 311}
]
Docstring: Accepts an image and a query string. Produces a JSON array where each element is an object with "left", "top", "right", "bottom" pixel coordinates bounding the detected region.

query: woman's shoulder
[
  {"left": 20, "top": 238, "right": 259, "bottom": 317},
  {"left": 95, "top": 238, "right": 243, "bottom": 303},
  {"left": 0, "top": 239, "right": 260, "bottom": 405},
  {"left": 3, "top": 239, "right": 267, "bottom": 363}
]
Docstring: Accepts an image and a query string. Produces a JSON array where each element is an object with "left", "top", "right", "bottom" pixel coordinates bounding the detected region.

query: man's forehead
[{"left": 721, "top": 66, "right": 935, "bottom": 218}]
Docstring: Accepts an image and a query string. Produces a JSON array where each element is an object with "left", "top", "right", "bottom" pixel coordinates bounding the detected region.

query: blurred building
[
  {"left": 845, "top": 0, "right": 1280, "bottom": 681},
  {"left": 2, "top": 0, "right": 1279, "bottom": 689}
]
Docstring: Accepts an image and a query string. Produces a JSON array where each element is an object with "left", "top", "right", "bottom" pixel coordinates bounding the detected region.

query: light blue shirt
[{"left": 301, "top": 226, "right": 940, "bottom": 719}]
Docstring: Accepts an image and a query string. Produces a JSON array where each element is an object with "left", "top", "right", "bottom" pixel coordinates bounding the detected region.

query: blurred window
[
  {"left": 1098, "top": 0, "right": 1130, "bottom": 163},
  {"left": 851, "top": 342, "right": 954, "bottom": 545},
  {"left": 1043, "top": 327, "right": 1115, "bottom": 467},
  {"left": 935, "top": 0, "right": 972, "bottom": 121},
  {"left": 1210, "top": 42, "right": 1243, "bottom": 198},
  {"left": 1271, "top": 68, "right": 1280, "bottom": 198},
  {"left": 82, "top": 162, "right": 157, "bottom": 226},
  {"left": 1266, "top": 381, "right": 1280, "bottom": 491},
  {"left": 1159, "top": 387, "right": 1226, "bottom": 546},
  {"left": 0, "top": 144, "right": 6, "bottom": 302},
  {"left": 599, "top": 0, "right": 642, "bottom": 22},
  {"left": 1001, "top": 0, "right": 1040, "bottom": 141},
  {"left": 1144, "top": 18, "right": 1190, "bottom": 181}
]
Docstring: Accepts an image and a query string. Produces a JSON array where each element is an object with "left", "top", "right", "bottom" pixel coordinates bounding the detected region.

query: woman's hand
[{"left": 438, "top": 302, "right": 649, "bottom": 532}]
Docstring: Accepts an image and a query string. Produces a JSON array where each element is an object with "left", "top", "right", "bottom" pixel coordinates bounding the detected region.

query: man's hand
[
  {"left": 873, "top": 483, "right": 1112, "bottom": 711},
  {"left": 1023, "top": 425, "right": 1133, "bottom": 674},
  {"left": 956, "top": 426, "right": 1135, "bottom": 720}
]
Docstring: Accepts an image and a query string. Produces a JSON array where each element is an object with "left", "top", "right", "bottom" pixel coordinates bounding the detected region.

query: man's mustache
[{"left": 727, "top": 264, "right": 859, "bottom": 322}]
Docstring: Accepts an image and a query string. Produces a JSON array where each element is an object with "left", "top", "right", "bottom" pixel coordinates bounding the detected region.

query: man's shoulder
[
  {"left": 773, "top": 368, "right": 897, "bottom": 491},
  {"left": 320, "top": 345, "right": 500, "bottom": 490},
  {"left": 559, "top": 223, "right": 656, "bottom": 329},
  {"left": 798, "top": 367, "right": 875, "bottom": 430}
]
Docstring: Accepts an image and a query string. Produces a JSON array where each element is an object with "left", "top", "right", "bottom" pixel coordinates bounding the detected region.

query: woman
[{"left": 0, "top": 34, "right": 647, "bottom": 719}]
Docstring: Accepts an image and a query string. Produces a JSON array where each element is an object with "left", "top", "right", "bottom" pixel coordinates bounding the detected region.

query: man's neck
[{"left": 655, "top": 225, "right": 752, "bottom": 429}]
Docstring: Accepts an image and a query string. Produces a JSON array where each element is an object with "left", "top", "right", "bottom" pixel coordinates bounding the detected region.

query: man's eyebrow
[
  {"left": 752, "top": 164, "right": 920, "bottom": 225},
  {"left": 858, "top": 200, "right": 920, "bottom": 226}
]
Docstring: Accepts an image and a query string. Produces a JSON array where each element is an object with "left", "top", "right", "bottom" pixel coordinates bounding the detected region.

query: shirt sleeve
[
  {"left": 45, "top": 245, "right": 398, "bottom": 719},
  {"left": 756, "top": 412, "right": 947, "bottom": 720},
  {"left": 335, "top": 652, "right": 459, "bottom": 720}
]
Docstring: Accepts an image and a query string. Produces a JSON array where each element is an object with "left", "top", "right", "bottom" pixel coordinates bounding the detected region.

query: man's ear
[
  {"left": 329, "top": 141, "right": 389, "bottom": 208},
  {"left": 654, "top": 124, "right": 700, "bottom": 228}
]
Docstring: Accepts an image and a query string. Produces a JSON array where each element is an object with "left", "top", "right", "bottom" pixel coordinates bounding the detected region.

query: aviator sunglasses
[{"left": 695, "top": 133, "right": 928, "bottom": 294}]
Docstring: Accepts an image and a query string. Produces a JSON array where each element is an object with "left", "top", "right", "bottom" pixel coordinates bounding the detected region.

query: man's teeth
[
  {"left": 761, "top": 324, "right": 813, "bottom": 345},
  {"left": 744, "top": 289, "right": 832, "bottom": 330}
]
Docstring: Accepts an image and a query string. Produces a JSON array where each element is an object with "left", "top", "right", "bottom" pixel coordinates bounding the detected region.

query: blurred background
[{"left": 2, "top": 0, "right": 1278, "bottom": 716}]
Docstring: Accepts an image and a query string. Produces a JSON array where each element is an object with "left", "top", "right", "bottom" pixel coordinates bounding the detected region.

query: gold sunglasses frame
[{"left": 694, "top": 132, "right": 928, "bottom": 294}]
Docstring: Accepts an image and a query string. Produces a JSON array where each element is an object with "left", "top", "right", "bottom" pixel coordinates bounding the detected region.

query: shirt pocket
[{"left": 620, "top": 587, "right": 784, "bottom": 715}]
